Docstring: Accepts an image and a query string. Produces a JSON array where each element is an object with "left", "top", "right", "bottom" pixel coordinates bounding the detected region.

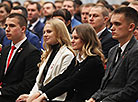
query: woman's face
[
  {"left": 43, "top": 24, "right": 58, "bottom": 45},
  {"left": 71, "top": 29, "right": 84, "bottom": 51}
]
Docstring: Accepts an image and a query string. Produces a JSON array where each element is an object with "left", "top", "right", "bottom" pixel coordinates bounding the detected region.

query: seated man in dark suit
[
  {"left": 87, "top": 7, "right": 138, "bottom": 102},
  {"left": 27, "top": 1, "right": 45, "bottom": 40},
  {"left": 0, "top": 13, "right": 41, "bottom": 102},
  {"left": 89, "top": 5, "right": 118, "bottom": 59},
  {"left": 1, "top": 6, "right": 41, "bottom": 50}
]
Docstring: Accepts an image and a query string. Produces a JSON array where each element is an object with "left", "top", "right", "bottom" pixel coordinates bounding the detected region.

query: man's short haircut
[
  {"left": 92, "top": 5, "right": 109, "bottom": 17},
  {"left": 43, "top": 1, "right": 56, "bottom": 10},
  {"left": 28, "top": 1, "right": 41, "bottom": 12},
  {"left": 0, "top": 3, "right": 11, "bottom": 13},
  {"left": 12, "top": 6, "right": 28, "bottom": 18},
  {"left": 113, "top": 7, "right": 138, "bottom": 28},
  {"left": 7, "top": 13, "right": 27, "bottom": 28},
  {"left": 2, "top": 0, "right": 13, "bottom": 9}
]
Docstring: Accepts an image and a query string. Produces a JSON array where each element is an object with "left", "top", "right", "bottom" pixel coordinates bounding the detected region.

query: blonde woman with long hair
[{"left": 16, "top": 19, "right": 75, "bottom": 102}]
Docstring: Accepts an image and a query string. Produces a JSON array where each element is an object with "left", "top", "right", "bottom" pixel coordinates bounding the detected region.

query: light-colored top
[{"left": 30, "top": 45, "right": 74, "bottom": 101}]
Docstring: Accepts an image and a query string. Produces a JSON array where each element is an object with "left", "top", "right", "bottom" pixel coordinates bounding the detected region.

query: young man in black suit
[
  {"left": 89, "top": 5, "right": 118, "bottom": 59},
  {"left": 0, "top": 13, "right": 41, "bottom": 102},
  {"left": 87, "top": 7, "right": 138, "bottom": 102}
]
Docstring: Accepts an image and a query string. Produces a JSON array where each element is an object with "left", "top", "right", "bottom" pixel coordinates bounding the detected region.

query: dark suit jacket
[
  {"left": 92, "top": 36, "right": 138, "bottom": 102},
  {"left": 40, "top": 56, "right": 105, "bottom": 102},
  {"left": 31, "top": 20, "right": 45, "bottom": 40},
  {"left": 0, "top": 40, "right": 41, "bottom": 102},
  {"left": 99, "top": 28, "right": 118, "bottom": 59}
]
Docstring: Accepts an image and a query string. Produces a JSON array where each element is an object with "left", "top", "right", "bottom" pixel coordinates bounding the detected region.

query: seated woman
[
  {"left": 16, "top": 18, "right": 75, "bottom": 101},
  {"left": 17, "top": 23, "right": 105, "bottom": 102},
  {"left": 41, "top": 9, "right": 72, "bottom": 48}
]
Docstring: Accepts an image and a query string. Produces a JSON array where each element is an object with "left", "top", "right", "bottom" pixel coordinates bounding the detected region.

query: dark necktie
[
  {"left": 113, "top": 47, "right": 122, "bottom": 66},
  {"left": 28, "top": 24, "right": 32, "bottom": 29}
]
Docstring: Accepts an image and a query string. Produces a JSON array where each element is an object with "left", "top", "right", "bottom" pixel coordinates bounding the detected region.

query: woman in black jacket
[{"left": 24, "top": 23, "right": 105, "bottom": 102}]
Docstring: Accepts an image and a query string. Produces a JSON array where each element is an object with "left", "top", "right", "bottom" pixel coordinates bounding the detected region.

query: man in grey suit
[{"left": 87, "top": 7, "right": 138, "bottom": 102}]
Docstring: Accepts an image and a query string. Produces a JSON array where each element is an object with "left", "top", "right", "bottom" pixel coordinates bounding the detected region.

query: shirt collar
[
  {"left": 76, "top": 53, "right": 87, "bottom": 63},
  {"left": 97, "top": 27, "right": 106, "bottom": 38},
  {"left": 28, "top": 18, "right": 40, "bottom": 30},
  {"left": 11, "top": 37, "right": 27, "bottom": 50},
  {"left": 119, "top": 40, "right": 130, "bottom": 54}
]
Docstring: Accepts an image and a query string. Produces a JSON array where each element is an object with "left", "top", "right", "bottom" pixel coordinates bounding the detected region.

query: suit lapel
[
  {"left": 101, "top": 45, "right": 118, "bottom": 89},
  {"left": 99, "top": 28, "right": 108, "bottom": 43},
  {"left": 1, "top": 46, "right": 10, "bottom": 76},
  {"left": 43, "top": 45, "right": 66, "bottom": 84},
  {"left": 108, "top": 36, "right": 136, "bottom": 80},
  {"left": 5, "top": 40, "right": 28, "bottom": 74}
]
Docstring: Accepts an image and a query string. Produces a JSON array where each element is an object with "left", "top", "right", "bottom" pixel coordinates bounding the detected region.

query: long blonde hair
[
  {"left": 73, "top": 23, "right": 105, "bottom": 64},
  {"left": 40, "top": 18, "right": 75, "bottom": 65}
]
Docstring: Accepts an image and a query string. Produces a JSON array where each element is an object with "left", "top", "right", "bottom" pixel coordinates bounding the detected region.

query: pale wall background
[{"left": 2, "top": 0, "right": 126, "bottom": 5}]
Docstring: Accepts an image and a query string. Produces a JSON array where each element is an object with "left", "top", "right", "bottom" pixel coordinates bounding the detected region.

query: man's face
[
  {"left": 81, "top": 6, "right": 92, "bottom": 23},
  {"left": 55, "top": 2, "right": 63, "bottom": 10},
  {"left": 89, "top": 7, "right": 105, "bottom": 32},
  {"left": 43, "top": 3, "right": 55, "bottom": 17},
  {"left": 0, "top": 7, "right": 8, "bottom": 22},
  {"left": 27, "top": 4, "right": 40, "bottom": 23},
  {"left": 62, "top": 1, "right": 74, "bottom": 16},
  {"left": 110, "top": 14, "right": 132, "bottom": 42},
  {"left": 5, "top": 17, "right": 25, "bottom": 44}
]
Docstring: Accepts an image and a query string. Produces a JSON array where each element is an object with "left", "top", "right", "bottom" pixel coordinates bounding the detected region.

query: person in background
[
  {"left": 128, "top": 1, "right": 138, "bottom": 40},
  {"left": 19, "top": 23, "right": 105, "bottom": 102},
  {"left": 16, "top": 18, "right": 75, "bottom": 102},
  {"left": 81, "top": 3, "right": 95, "bottom": 24},
  {"left": 89, "top": 5, "right": 118, "bottom": 59},
  {"left": 27, "top": 1, "right": 44, "bottom": 40},
  {"left": 23, "top": 0, "right": 31, "bottom": 8},
  {"left": 54, "top": 0, "right": 63, "bottom": 10},
  {"left": 120, "top": 1, "right": 130, "bottom": 7},
  {"left": 74, "top": 0, "right": 83, "bottom": 22},
  {"left": 0, "top": 13, "right": 41, "bottom": 102},
  {"left": 1, "top": 6, "right": 41, "bottom": 50},
  {"left": 13, "top": 1, "right": 21, "bottom": 7},
  {"left": 87, "top": 7, "right": 138, "bottom": 102},
  {"left": 2, "top": 0, "right": 13, "bottom": 10},
  {"left": 62, "top": 0, "right": 81, "bottom": 28},
  {"left": 0, "top": 27, "right": 5, "bottom": 47},
  {"left": 52, "top": 9, "right": 72, "bottom": 33},
  {"left": 40, "top": 1, "right": 56, "bottom": 24},
  {"left": 0, "top": 3, "right": 10, "bottom": 28}
]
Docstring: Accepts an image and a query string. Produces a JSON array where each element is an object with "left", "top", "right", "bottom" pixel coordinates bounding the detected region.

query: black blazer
[
  {"left": 99, "top": 28, "right": 118, "bottom": 59},
  {"left": 40, "top": 56, "right": 105, "bottom": 102},
  {"left": 0, "top": 40, "right": 41, "bottom": 102},
  {"left": 92, "top": 36, "right": 138, "bottom": 102}
]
